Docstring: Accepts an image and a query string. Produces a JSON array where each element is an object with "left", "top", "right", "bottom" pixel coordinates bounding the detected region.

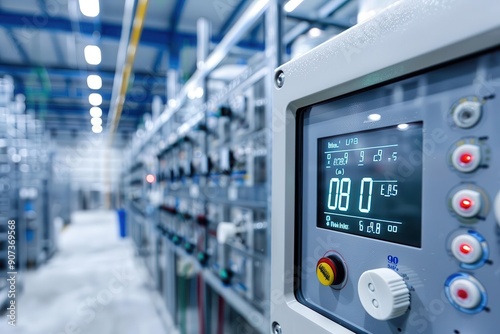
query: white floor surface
[{"left": 1, "top": 210, "right": 174, "bottom": 334}]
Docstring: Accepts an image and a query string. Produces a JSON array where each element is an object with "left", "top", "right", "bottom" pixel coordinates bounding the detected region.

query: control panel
[
  {"left": 297, "top": 49, "right": 499, "bottom": 333},
  {"left": 271, "top": 1, "right": 500, "bottom": 334}
]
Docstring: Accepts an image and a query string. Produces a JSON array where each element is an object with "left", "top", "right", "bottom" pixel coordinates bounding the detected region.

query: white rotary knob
[{"left": 358, "top": 268, "right": 410, "bottom": 320}]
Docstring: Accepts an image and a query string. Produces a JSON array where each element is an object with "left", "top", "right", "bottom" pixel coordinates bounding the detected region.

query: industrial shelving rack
[
  {"left": 0, "top": 76, "right": 61, "bottom": 307},
  {"left": 0, "top": 78, "right": 26, "bottom": 308},
  {"left": 122, "top": 1, "right": 282, "bottom": 333}
]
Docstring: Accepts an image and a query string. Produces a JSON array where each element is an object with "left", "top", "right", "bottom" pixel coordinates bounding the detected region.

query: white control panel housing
[{"left": 271, "top": 1, "right": 500, "bottom": 333}]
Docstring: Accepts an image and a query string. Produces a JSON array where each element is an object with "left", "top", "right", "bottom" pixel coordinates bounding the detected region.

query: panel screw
[
  {"left": 275, "top": 70, "right": 285, "bottom": 88},
  {"left": 272, "top": 322, "right": 282, "bottom": 334}
]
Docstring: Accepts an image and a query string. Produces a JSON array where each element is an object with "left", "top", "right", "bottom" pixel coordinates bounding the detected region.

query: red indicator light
[
  {"left": 146, "top": 174, "right": 156, "bottom": 183},
  {"left": 459, "top": 153, "right": 473, "bottom": 164},
  {"left": 457, "top": 289, "right": 468, "bottom": 300},
  {"left": 459, "top": 243, "right": 472, "bottom": 254},
  {"left": 459, "top": 198, "right": 473, "bottom": 210}
]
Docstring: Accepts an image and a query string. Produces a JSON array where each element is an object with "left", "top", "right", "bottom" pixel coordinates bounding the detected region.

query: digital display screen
[{"left": 317, "top": 123, "right": 423, "bottom": 247}]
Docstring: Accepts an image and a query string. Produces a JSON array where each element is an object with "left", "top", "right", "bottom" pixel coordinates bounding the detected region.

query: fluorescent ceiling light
[
  {"left": 308, "top": 27, "right": 322, "bottom": 37},
  {"left": 397, "top": 123, "right": 409, "bottom": 130},
  {"left": 89, "top": 93, "right": 102, "bottom": 106},
  {"left": 87, "top": 75, "right": 102, "bottom": 89},
  {"left": 84, "top": 45, "right": 101, "bottom": 65},
  {"left": 91, "top": 117, "right": 102, "bottom": 126},
  {"left": 79, "top": 0, "right": 100, "bottom": 17},
  {"left": 89, "top": 107, "right": 102, "bottom": 118},
  {"left": 284, "top": 0, "right": 304, "bottom": 13},
  {"left": 92, "top": 125, "right": 103, "bottom": 134},
  {"left": 368, "top": 113, "right": 381, "bottom": 121}
]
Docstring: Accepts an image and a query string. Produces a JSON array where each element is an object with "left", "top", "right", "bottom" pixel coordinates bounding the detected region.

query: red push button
[
  {"left": 449, "top": 278, "right": 482, "bottom": 309},
  {"left": 452, "top": 189, "right": 481, "bottom": 218},
  {"left": 451, "top": 234, "right": 483, "bottom": 264},
  {"left": 452, "top": 144, "right": 481, "bottom": 173}
]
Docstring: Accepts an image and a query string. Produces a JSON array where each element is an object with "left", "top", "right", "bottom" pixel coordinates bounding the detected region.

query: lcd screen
[{"left": 317, "top": 123, "right": 423, "bottom": 247}]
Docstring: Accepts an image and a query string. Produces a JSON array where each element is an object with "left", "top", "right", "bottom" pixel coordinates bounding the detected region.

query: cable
[
  {"left": 179, "top": 263, "right": 191, "bottom": 334},
  {"left": 197, "top": 274, "right": 205, "bottom": 334},
  {"left": 217, "top": 295, "right": 225, "bottom": 334}
]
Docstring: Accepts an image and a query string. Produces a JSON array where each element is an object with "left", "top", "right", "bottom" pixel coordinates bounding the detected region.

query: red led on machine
[
  {"left": 459, "top": 153, "right": 473, "bottom": 165},
  {"left": 146, "top": 174, "right": 156, "bottom": 183},
  {"left": 459, "top": 198, "right": 473, "bottom": 210},
  {"left": 459, "top": 243, "right": 472, "bottom": 255}
]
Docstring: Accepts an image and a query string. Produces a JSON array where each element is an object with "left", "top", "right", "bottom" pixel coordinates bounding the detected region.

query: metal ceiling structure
[{"left": 0, "top": 0, "right": 359, "bottom": 146}]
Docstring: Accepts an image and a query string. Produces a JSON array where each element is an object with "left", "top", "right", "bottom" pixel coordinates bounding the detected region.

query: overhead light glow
[
  {"left": 89, "top": 93, "right": 102, "bottom": 106},
  {"left": 284, "top": 0, "right": 304, "bottom": 13},
  {"left": 168, "top": 99, "right": 178, "bottom": 108},
  {"left": 91, "top": 117, "right": 102, "bottom": 126},
  {"left": 397, "top": 123, "right": 409, "bottom": 130},
  {"left": 92, "top": 125, "right": 103, "bottom": 134},
  {"left": 79, "top": 0, "right": 100, "bottom": 17},
  {"left": 368, "top": 113, "right": 382, "bottom": 122},
  {"left": 89, "top": 107, "right": 102, "bottom": 118},
  {"left": 84, "top": 45, "right": 101, "bottom": 65},
  {"left": 308, "top": 27, "right": 322, "bottom": 37},
  {"left": 87, "top": 75, "right": 102, "bottom": 89}
]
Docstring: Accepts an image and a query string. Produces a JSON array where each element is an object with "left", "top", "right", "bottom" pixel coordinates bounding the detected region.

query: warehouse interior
[{"left": 1, "top": 0, "right": 499, "bottom": 334}]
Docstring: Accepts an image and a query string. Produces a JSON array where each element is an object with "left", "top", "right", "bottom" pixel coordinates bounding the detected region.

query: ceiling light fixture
[
  {"left": 91, "top": 117, "right": 102, "bottom": 126},
  {"left": 92, "top": 125, "right": 103, "bottom": 134},
  {"left": 89, "top": 107, "right": 102, "bottom": 118},
  {"left": 87, "top": 75, "right": 102, "bottom": 89},
  {"left": 89, "top": 93, "right": 102, "bottom": 106},
  {"left": 284, "top": 0, "right": 304, "bottom": 13},
  {"left": 368, "top": 113, "right": 382, "bottom": 121},
  {"left": 308, "top": 27, "right": 322, "bottom": 37},
  {"left": 84, "top": 45, "right": 101, "bottom": 65},
  {"left": 79, "top": 0, "right": 100, "bottom": 18}
]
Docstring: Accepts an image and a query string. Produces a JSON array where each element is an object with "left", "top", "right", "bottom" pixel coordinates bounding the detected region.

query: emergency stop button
[
  {"left": 452, "top": 144, "right": 481, "bottom": 172},
  {"left": 452, "top": 189, "right": 481, "bottom": 218},
  {"left": 316, "top": 255, "right": 345, "bottom": 287}
]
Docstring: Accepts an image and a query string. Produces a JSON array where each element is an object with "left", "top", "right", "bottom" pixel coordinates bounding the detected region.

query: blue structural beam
[
  {"left": 0, "top": 9, "right": 264, "bottom": 51},
  {"left": 167, "top": 0, "right": 188, "bottom": 71},
  {"left": 0, "top": 62, "right": 166, "bottom": 83},
  {"left": 171, "top": 0, "right": 187, "bottom": 33},
  {"left": 34, "top": 104, "right": 144, "bottom": 116},
  {"left": 47, "top": 90, "right": 113, "bottom": 100},
  {"left": 6, "top": 29, "right": 31, "bottom": 62},
  {"left": 217, "top": 0, "right": 247, "bottom": 37},
  {"left": 38, "top": 0, "right": 66, "bottom": 65},
  {"left": 153, "top": 50, "right": 164, "bottom": 72}
]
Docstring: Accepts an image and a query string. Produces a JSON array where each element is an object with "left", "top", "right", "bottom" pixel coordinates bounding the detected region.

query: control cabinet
[{"left": 271, "top": 1, "right": 500, "bottom": 334}]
